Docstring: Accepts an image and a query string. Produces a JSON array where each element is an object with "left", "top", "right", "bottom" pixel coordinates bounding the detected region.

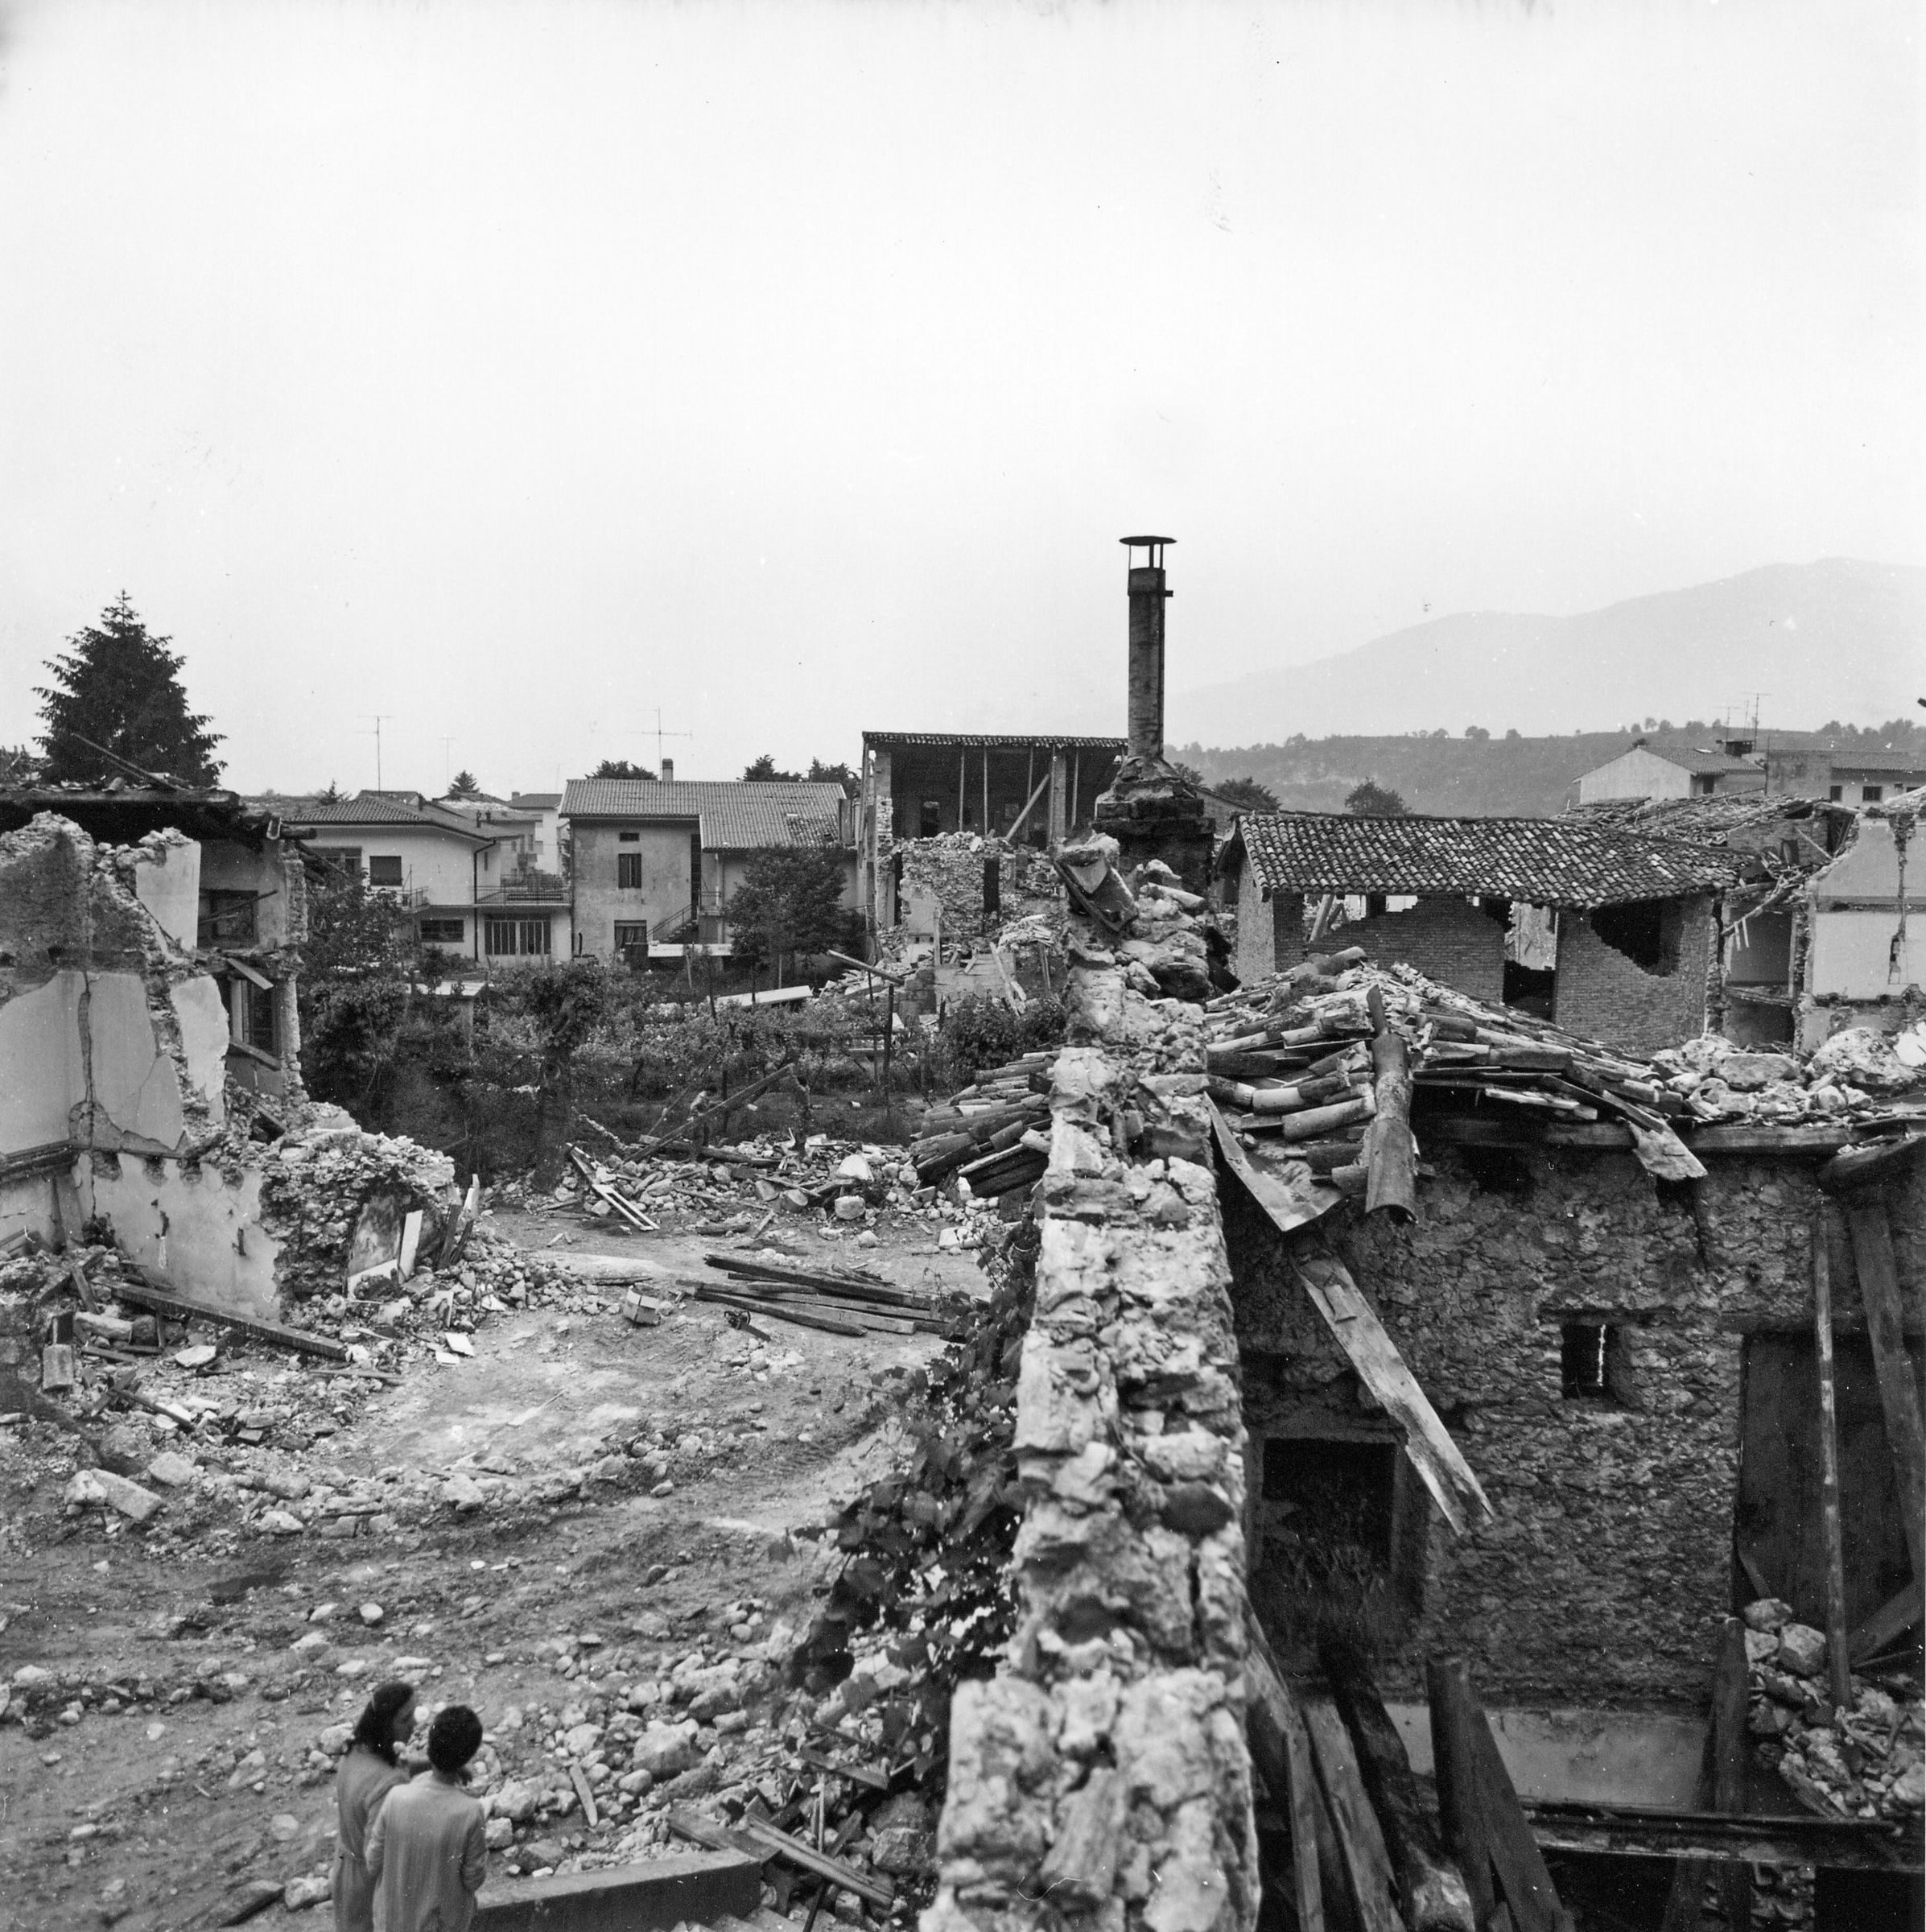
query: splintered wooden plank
[
  {"left": 1289, "top": 1253, "right": 1493, "bottom": 1534},
  {"left": 1458, "top": 1688, "right": 1573, "bottom": 1932},
  {"left": 1244, "top": 1610, "right": 1326, "bottom": 1932},
  {"left": 1210, "top": 1098, "right": 1346, "bottom": 1236},
  {"left": 1844, "top": 1202, "right": 1926, "bottom": 1583},
  {"left": 1302, "top": 1697, "right": 1408, "bottom": 1932}
]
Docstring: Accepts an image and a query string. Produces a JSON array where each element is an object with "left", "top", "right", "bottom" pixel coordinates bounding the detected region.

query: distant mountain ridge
[{"left": 1171, "top": 558, "right": 1924, "bottom": 745}]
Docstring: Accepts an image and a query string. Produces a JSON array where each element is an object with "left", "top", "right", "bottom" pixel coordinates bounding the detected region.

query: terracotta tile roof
[
  {"left": 561, "top": 778, "right": 848, "bottom": 851},
  {"left": 1223, "top": 811, "right": 1742, "bottom": 907},
  {"left": 274, "top": 793, "right": 494, "bottom": 840}
]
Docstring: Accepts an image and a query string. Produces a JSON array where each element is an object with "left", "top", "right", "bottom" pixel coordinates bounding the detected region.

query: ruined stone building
[
  {"left": 859, "top": 732, "right": 1124, "bottom": 938},
  {"left": 930, "top": 543, "right": 1922, "bottom": 1932},
  {"left": 1219, "top": 811, "right": 1743, "bottom": 1056},
  {"left": 1570, "top": 790, "right": 1920, "bottom": 1053}
]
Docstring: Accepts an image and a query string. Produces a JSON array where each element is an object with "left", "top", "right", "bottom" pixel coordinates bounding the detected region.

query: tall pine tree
[{"left": 36, "top": 595, "right": 224, "bottom": 785}]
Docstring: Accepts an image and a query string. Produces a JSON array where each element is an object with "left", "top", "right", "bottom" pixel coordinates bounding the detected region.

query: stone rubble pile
[{"left": 1741, "top": 1598, "right": 1924, "bottom": 1822}]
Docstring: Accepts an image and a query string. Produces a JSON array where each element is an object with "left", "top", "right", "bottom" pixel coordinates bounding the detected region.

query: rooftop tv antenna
[{"left": 365, "top": 715, "right": 393, "bottom": 792}]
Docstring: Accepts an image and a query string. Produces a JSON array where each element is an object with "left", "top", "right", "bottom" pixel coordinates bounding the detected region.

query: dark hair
[
  {"left": 350, "top": 1682, "right": 416, "bottom": 1766},
  {"left": 427, "top": 1704, "right": 484, "bottom": 1777}
]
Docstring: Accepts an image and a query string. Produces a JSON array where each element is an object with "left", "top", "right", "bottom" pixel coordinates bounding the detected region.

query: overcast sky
[{"left": 0, "top": 0, "right": 1917, "bottom": 794}]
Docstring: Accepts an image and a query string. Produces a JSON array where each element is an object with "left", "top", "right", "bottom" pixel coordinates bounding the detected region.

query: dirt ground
[{"left": 0, "top": 1205, "right": 986, "bottom": 1932}]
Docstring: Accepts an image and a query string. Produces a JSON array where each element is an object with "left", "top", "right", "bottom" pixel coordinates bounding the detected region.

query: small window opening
[
  {"left": 367, "top": 855, "right": 403, "bottom": 887},
  {"left": 1561, "top": 1322, "right": 1631, "bottom": 1402},
  {"left": 1828, "top": 785, "right": 1843, "bottom": 802},
  {"left": 617, "top": 853, "right": 643, "bottom": 890},
  {"left": 1862, "top": 785, "right": 1883, "bottom": 803},
  {"left": 619, "top": 831, "right": 640, "bottom": 842},
  {"left": 918, "top": 799, "right": 942, "bottom": 837}
]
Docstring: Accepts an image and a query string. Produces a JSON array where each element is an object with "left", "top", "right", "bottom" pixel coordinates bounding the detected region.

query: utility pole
[{"left": 366, "top": 715, "right": 393, "bottom": 793}]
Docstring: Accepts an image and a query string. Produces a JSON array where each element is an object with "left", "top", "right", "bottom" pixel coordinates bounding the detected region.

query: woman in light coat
[{"left": 332, "top": 1679, "right": 417, "bottom": 1932}]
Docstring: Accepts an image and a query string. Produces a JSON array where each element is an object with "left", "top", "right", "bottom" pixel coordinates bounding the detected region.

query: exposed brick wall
[
  {"left": 1226, "top": 1145, "right": 1870, "bottom": 1711},
  {"left": 1316, "top": 896, "right": 1505, "bottom": 1004},
  {"left": 1556, "top": 895, "right": 1712, "bottom": 1054}
]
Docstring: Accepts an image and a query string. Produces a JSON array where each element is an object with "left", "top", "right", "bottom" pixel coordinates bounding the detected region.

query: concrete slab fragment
[
  {"left": 472, "top": 1850, "right": 763, "bottom": 1931},
  {"left": 126, "top": 831, "right": 200, "bottom": 947}
]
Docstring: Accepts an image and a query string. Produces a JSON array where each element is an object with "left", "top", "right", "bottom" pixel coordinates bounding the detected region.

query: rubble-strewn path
[{"left": 1, "top": 1212, "right": 982, "bottom": 1932}]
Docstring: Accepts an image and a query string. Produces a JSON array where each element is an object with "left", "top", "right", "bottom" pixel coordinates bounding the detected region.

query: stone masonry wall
[
  {"left": 887, "top": 832, "right": 1066, "bottom": 954},
  {"left": 1227, "top": 1141, "right": 1859, "bottom": 1711},
  {"left": 1555, "top": 895, "right": 1713, "bottom": 1055},
  {"left": 926, "top": 854, "right": 1259, "bottom": 1932}
]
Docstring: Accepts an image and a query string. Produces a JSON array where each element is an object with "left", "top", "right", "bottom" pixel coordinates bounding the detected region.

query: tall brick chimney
[
  {"left": 1124, "top": 535, "right": 1173, "bottom": 761},
  {"left": 661, "top": 758, "right": 674, "bottom": 783},
  {"left": 1093, "top": 535, "right": 1213, "bottom": 894}
]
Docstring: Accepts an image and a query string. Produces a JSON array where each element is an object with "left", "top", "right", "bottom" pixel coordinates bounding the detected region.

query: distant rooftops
[
  {"left": 1223, "top": 810, "right": 1742, "bottom": 908},
  {"left": 270, "top": 791, "right": 496, "bottom": 842}
]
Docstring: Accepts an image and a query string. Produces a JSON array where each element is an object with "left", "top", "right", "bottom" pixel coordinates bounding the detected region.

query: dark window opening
[
  {"left": 1828, "top": 785, "right": 1844, "bottom": 802},
  {"left": 617, "top": 853, "right": 643, "bottom": 890},
  {"left": 1502, "top": 961, "right": 1557, "bottom": 1018},
  {"left": 367, "top": 855, "right": 403, "bottom": 887},
  {"left": 918, "top": 799, "right": 942, "bottom": 837},
  {"left": 198, "top": 889, "right": 258, "bottom": 947},
  {"left": 1561, "top": 1322, "right": 1633, "bottom": 1403},
  {"left": 1590, "top": 898, "right": 1681, "bottom": 976},
  {"left": 890, "top": 851, "right": 904, "bottom": 924},
  {"left": 1461, "top": 1145, "right": 1535, "bottom": 1195},
  {"left": 1262, "top": 1437, "right": 1398, "bottom": 1569},
  {"left": 419, "top": 919, "right": 464, "bottom": 944},
  {"left": 1863, "top": 785, "right": 1884, "bottom": 803},
  {"left": 619, "top": 831, "right": 640, "bottom": 842},
  {"left": 1691, "top": 774, "right": 1718, "bottom": 795},
  {"left": 984, "top": 856, "right": 1001, "bottom": 916}
]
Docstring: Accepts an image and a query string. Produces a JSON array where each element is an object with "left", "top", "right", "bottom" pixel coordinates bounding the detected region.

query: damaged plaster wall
[
  {"left": 927, "top": 855, "right": 1258, "bottom": 1932},
  {"left": 0, "top": 814, "right": 278, "bottom": 1311}
]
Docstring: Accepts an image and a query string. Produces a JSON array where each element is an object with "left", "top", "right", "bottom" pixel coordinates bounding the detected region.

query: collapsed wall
[
  {"left": 0, "top": 814, "right": 457, "bottom": 1320},
  {"left": 926, "top": 844, "right": 1258, "bottom": 1932},
  {"left": 886, "top": 831, "right": 1068, "bottom": 955}
]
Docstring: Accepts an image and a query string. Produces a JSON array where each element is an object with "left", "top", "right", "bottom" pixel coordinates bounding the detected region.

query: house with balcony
[
  {"left": 561, "top": 776, "right": 855, "bottom": 963},
  {"left": 275, "top": 791, "right": 572, "bottom": 963}
]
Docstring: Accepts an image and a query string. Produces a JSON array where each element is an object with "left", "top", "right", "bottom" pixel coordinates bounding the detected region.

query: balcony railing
[
  {"left": 371, "top": 885, "right": 431, "bottom": 907},
  {"left": 476, "top": 869, "right": 567, "bottom": 906}
]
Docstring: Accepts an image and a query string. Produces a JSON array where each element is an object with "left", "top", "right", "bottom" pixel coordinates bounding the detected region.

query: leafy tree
[
  {"left": 1169, "top": 760, "right": 1206, "bottom": 788},
  {"left": 319, "top": 779, "right": 344, "bottom": 802},
  {"left": 807, "top": 758, "right": 857, "bottom": 791},
  {"left": 743, "top": 754, "right": 801, "bottom": 782},
  {"left": 520, "top": 960, "right": 611, "bottom": 1179},
  {"left": 1214, "top": 775, "right": 1280, "bottom": 814},
  {"left": 1463, "top": 725, "right": 1490, "bottom": 741},
  {"left": 36, "top": 595, "right": 223, "bottom": 785},
  {"left": 1344, "top": 778, "right": 1408, "bottom": 816},
  {"left": 297, "top": 868, "right": 421, "bottom": 1111},
  {"left": 447, "top": 770, "right": 483, "bottom": 798},
  {"left": 590, "top": 758, "right": 657, "bottom": 781},
  {"left": 727, "top": 842, "right": 859, "bottom": 980}
]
